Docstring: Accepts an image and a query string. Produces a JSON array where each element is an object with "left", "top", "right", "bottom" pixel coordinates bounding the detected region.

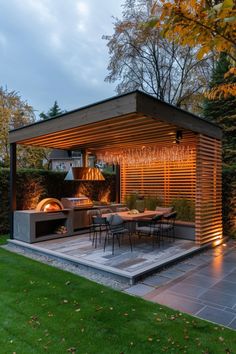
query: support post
[
  {"left": 115, "top": 165, "right": 121, "bottom": 203},
  {"left": 82, "top": 149, "right": 88, "bottom": 167},
  {"left": 10, "top": 143, "right": 16, "bottom": 239}
]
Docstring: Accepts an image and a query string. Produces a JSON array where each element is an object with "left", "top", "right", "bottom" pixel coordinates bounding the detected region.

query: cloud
[{"left": 0, "top": 0, "right": 122, "bottom": 117}]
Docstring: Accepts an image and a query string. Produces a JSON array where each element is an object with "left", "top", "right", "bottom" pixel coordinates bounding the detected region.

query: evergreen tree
[
  {"left": 203, "top": 54, "right": 236, "bottom": 166},
  {"left": 40, "top": 101, "right": 65, "bottom": 120}
]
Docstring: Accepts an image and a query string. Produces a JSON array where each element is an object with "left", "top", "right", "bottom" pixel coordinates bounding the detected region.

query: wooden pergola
[{"left": 9, "top": 90, "right": 223, "bottom": 245}]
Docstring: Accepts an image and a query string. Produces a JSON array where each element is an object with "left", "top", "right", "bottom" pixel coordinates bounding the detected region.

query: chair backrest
[
  {"left": 100, "top": 208, "right": 113, "bottom": 215},
  {"left": 116, "top": 207, "right": 130, "bottom": 212},
  {"left": 152, "top": 214, "right": 163, "bottom": 222},
  {"left": 163, "top": 211, "right": 177, "bottom": 226},
  {"left": 87, "top": 209, "right": 101, "bottom": 223},
  {"left": 155, "top": 206, "right": 173, "bottom": 215},
  {"left": 92, "top": 215, "right": 108, "bottom": 226},
  {"left": 107, "top": 213, "right": 125, "bottom": 231}
]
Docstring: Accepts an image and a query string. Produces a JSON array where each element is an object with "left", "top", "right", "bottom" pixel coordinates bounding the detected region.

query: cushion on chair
[
  {"left": 155, "top": 206, "right": 173, "bottom": 214},
  {"left": 109, "top": 213, "right": 124, "bottom": 226}
]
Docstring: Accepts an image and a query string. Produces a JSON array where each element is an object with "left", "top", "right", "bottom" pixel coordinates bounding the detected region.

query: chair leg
[
  {"left": 103, "top": 233, "right": 107, "bottom": 252},
  {"left": 128, "top": 232, "right": 133, "bottom": 252}
]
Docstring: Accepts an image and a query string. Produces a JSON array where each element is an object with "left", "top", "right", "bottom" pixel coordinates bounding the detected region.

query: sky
[{"left": 0, "top": 0, "right": 123, "bottom": 118}]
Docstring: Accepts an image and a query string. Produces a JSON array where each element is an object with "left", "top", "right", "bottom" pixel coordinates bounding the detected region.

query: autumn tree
[
  {"left": 203, "top": 53, "right": 236, "bottom": 165},
  {"left": 149, "top": 0, "right": 236, "bottom": 98},
  {"left": 104, "top": 0, "right": 212, "bottom": 112},
  {"left": 40, "top": 101, "right": 65, "bottom": 120},
  {"left": 0, "top": 87, "right": 49, "bottom": 168}
]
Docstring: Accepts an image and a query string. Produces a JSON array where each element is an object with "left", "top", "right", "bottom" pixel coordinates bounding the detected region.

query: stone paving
[
  {"left": 10, "top": 234, "right": 198, "bottom": 283},
  {"left": 124, "top": 240, "right": 236, "bottom": 330}
]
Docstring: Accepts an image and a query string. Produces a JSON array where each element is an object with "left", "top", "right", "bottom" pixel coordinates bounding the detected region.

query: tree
[
  {"left": 0, "top": 87, "right": 50, "bottom": 168},
  {"left": 149, "top": 0, "right": 236, "bottom": 98},
  {"left": 203, "top": 53, "right": 236, "bottom": 165},
  {"left": 104, "top": 0, "right": 212, "bottom": 112},
  {"left": 0, "top": 87, "right": 34, "bottom": 166},
  {"left": 40, "top": 101, "right": 65, "bottom": 120}
]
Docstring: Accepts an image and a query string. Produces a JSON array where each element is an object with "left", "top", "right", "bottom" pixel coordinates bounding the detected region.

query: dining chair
[
  {"left": 87, "top": 209, "right": 101, "bottom": 240},
  {"left": 136, "top": 214, "right": 162, "bottom": 248},
  {"left": 161, "top": 211, "right": 177, "bottom": 242},
  {"left": 91, "top": 215, "right": 109, "bottom": 248},
  {"left": 100, "top": 208, "right": 113, "bottom": 215},
  {"left": 115, "top": 206, "right": 130, "bottom": 212},
  {"left": 104, "top": 214, "right": 132, "bottom": 255}
]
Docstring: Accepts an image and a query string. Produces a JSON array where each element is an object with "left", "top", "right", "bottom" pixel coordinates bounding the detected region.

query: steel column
[{"left": 10, "top": 143, "right": 16, "bottom": 239}]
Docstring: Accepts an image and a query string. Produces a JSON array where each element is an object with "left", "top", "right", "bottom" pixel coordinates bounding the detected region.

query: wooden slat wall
[
  {"left": 120, "top": 139, "right": 196, "bottom": 206},
  {"left": 195, "top": 135, "right": 222, "bottom": 245},
  {"left": 121, "top": 158, "right": 196, "bottom": 204}
]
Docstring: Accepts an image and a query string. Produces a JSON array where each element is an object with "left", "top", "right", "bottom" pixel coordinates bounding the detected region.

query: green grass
[
  {"left": 0, "top": 234, "right": 9, "bottom": 245},
  {"left": 0, "top": 247, "right": 235, "bottom": 354}
]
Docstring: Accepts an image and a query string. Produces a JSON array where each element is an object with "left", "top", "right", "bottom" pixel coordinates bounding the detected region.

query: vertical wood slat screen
[
  {"left": 195, "top": 135, "right": 222, "bottom": 244},
  {"left": 120, "top": 149, "right": 196, "bottom": 205}
]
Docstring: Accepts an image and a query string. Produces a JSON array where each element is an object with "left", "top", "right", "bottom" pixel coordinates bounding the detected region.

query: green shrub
[
  {"left": 171, "top": 198, "right": 195, "bottom": 222},
  {"left": 222, "top": 165, "right": 236, "bottom": 237},
  {"left": 0, "top": 168, "right": 116, "bottom": 234}
]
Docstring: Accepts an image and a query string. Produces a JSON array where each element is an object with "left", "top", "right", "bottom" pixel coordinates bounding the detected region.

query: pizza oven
[{"left": 36, "top": 198, "right": 64, "bottom": 212}]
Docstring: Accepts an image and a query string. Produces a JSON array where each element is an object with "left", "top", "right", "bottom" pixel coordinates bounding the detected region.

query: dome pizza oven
[{"left": 36, "top": 198, "right": 64, "bottom": 212}]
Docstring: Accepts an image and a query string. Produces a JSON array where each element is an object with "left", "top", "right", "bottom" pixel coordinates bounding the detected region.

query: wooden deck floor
[{"left": 10, "top": 233, "right": 201, "bottom": 284}]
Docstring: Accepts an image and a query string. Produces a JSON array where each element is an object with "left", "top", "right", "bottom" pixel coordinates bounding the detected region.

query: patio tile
[
  {"left": 199, "top": 289, "right": 236, "bottom": 308},
  {"left": 149, "top": 291, "right": 204, "bottom": 315},
  {"left": 197, "top": 262, "right": 236, "bottom": 278},
  {"left": 196, "top": 306, "right": 235, "bottom": 327},
  {"left": 158, "top": 269, "right": 185, "bottom": 279},
  {"left": 143, "top": 275, "right": 170, "bottom": 287},
  {"left": 223, "top": 270, "right": 236, "bottom": 283},
  {"left": 210, "top": 280, "right": 236, "bottom": 297},
  {"left": 228, "top": 317, "right": 236, "bottom": 330},
  {"left": 168, "top": 283, "right": 207, "bottom": 298},
  {"left": 179, "top": 274, "right": 219, "bottom": 288},
  {"left": 124, "top": 284, "right": 154, "bottom": 296},
  {"left": 174, "top": 263, "right": 197, "bottom": 272}
]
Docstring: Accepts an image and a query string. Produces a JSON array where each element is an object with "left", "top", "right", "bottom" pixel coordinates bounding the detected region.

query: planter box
[{"left": 174, "top": 221, "right": 195, "bottom": 240}]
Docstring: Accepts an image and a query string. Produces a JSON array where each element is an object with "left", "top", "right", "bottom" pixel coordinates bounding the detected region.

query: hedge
[
  {"left": 0, "top": 167, "right": 235, "bottom": 237},
  {"left": 0, "top": 168, "right": 116, "bottom": 234},
  {"left": 222, "top": 165, "right": 236, "bottom": 237}
]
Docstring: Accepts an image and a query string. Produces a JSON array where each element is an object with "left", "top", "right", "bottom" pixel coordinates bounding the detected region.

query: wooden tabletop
[{"left": 103, "top": 210, "right": 164, "bottom": 221}]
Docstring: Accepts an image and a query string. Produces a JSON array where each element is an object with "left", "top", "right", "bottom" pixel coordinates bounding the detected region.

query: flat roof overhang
[{"left": 9, "top": 90, "right": 222, "bottom": 151}]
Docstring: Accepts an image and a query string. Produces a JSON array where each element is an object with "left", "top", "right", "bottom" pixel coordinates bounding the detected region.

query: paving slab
[
  {"left": 124, "top": 284, "right": 153, "bottom": 296},
  {"left": 196, "top": 306, "right": 236, "bottom": 327},
  {"left": 199, "top": 288, "right": 236, "bottom": 308},
  {"left": 167, "top": 283, "right": 207, "bottom": 298},
  {"left": 143, "top": 275, "right": 170, "bottom": 287},
  {"left": 126, "top": 241, "right": 236, "bottom": 329},
  {"left": 146, "top": 291, "right": 205, "bottom": 315}
]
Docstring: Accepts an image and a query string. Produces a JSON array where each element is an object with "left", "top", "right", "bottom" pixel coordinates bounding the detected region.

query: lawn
[{"left": 0, "top": 242, "right": 235, "bottom": 353}]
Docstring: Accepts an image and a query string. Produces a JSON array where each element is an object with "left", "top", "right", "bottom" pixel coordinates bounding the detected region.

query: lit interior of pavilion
[{"left": 8, "top": 91, "right": 223, "bottom": 283}]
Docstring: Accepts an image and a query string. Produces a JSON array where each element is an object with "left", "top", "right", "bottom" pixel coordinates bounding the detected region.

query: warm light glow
[
  {"left": 213, "top": 239, "right": 222, "bottom": 247},
  {"left": 96, "top": 145, "right": 195, "bottom": 166},
  {"left": 36, "top": 198, "right": 63, "bottom": 212}
]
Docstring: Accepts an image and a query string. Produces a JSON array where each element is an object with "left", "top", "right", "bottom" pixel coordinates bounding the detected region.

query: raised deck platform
[{"left": 8, "top": 233, "right": 204, "bottom": 284}]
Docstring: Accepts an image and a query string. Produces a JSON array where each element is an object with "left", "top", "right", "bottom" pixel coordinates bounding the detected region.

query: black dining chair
[
  {"left": 115, "top": 207, "right": 130, "bottom": 212},
  {"left": 104, "top": 214, "right": 132, "bottom": 255},
  {"left": 91, "top": 215, "right": 109, "bottom": 248},
  {"left": 136, "top": 214, "right": 162, "bottom": 248},
  {"left": 161, "top": 211, "right": 177, "bottom": 242},
  {"left": 87, "top": 209, "right": 101, "bottom": 240},
  {"left": 100, "top": 208, "right": 113, "bottom": 215}
]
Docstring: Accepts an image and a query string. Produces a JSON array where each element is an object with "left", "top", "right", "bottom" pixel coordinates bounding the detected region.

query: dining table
[{"left": 102, "top": 210, "right": 165, "bottom": 233}]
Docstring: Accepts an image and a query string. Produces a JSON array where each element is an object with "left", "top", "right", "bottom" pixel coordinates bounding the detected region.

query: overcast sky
[{"left": 0, "top": 0, "right": 123, "bottom": 118}]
